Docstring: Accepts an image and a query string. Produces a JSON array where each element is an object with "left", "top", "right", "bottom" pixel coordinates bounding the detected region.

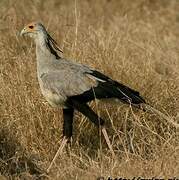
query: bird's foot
[
  {"left": 101, "top": 126, "right": 115, "bottom": 158},
  {"left": 46, "top": 136, "right": 68, "bottom": 173}
]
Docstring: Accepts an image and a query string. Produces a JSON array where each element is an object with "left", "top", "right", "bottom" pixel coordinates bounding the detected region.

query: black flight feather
[{"left": 70, "top": 70, "right": 145, "bottom": 105}]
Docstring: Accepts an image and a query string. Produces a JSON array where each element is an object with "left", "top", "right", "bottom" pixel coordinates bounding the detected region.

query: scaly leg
[
  {"left": 47, "top": 108, "right": 74, "bottom": 173},
  {"left": 68, "top": 99, "right": 115, "bottom": 157},
  {"left": 101, "top": 126, "right": 115, "bottom": 158},
  {"left": 47, "top": 136, "right": 68, "bottom": 173}
]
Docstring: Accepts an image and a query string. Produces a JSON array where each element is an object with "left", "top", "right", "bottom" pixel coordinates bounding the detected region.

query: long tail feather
[{"left": 143, "top": 104, "right": 179, "bottom": 128}]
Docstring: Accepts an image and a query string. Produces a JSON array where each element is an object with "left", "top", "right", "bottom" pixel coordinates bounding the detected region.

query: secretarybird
[{"left": 20, "top": 22, "right": 179, "bottom": 172}]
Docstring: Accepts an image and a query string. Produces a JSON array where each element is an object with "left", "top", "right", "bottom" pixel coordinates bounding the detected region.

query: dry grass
[{"left": 0, "top": 0, "right": 179, "bottom": 179}]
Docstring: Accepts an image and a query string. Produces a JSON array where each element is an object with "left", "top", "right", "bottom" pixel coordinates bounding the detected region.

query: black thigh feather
[{"left": 63, "top": 108, "right": 74, "bottom": 138}]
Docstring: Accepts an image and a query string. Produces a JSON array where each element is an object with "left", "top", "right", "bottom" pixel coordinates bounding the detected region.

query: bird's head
[
  {"left": 20, "top": 22, "right": 47, "bottom": 38},
  {"left": 20, "top": 22, "right": 63, "bottom": 56}
]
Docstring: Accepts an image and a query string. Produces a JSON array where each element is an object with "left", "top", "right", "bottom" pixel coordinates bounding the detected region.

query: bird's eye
[{"left": 29, "top": 25, "right": 34, "bottom": 29}]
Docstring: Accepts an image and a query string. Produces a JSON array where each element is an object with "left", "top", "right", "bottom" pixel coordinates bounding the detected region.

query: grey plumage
[
  {"left": 20, "top": 23, "right": 179, "bottom": 172},
  {"left": 20, "top": 22, "right": 149, "bottom": 171},
  {"left": 20, "top": 22, "right": 147, "bottom": 161}
]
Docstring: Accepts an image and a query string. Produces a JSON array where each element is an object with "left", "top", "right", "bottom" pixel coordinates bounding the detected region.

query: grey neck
[
  {"left": 35, "top": 37, "right": 55, "bottom": 77},
  {"left": 36, "top": 38, "right": 52, "bottom": 63},
  {"left": 35, "top": 34, "right": 60, "bottom": 66}
]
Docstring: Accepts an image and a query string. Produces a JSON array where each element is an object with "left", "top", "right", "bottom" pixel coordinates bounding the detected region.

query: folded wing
[
  {"left": 70, "top": 70, "right": 145, "bottom": 105},
  {"left": 40, "top": 62, "right": 145, "bottom": 106}
]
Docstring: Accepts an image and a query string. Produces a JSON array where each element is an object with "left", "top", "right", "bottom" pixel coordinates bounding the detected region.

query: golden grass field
[{"left": 0, "top": 0, "right": 179, "bottom": 179}]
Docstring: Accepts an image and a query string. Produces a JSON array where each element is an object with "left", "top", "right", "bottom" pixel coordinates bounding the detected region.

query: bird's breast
[
  {"left": 41, "top": 87, "right": 67, "bottom": 107},
  {"left": 38, "top": 74, "right": 67, "bottom": 108}
]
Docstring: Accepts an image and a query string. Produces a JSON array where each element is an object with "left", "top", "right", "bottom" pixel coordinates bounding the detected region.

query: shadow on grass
[{"left": 0, "top": 128, "right": 46, "bottom": 179}]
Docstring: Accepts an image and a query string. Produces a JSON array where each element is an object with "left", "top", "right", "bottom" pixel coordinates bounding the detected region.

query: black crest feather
[{"left": 46, "top": 33, "right": 63, "bottom": 59}]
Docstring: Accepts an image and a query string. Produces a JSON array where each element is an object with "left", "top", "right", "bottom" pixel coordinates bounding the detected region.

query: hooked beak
[{"left": 20, "top": 28, "right": 27, "bottom": 36}]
